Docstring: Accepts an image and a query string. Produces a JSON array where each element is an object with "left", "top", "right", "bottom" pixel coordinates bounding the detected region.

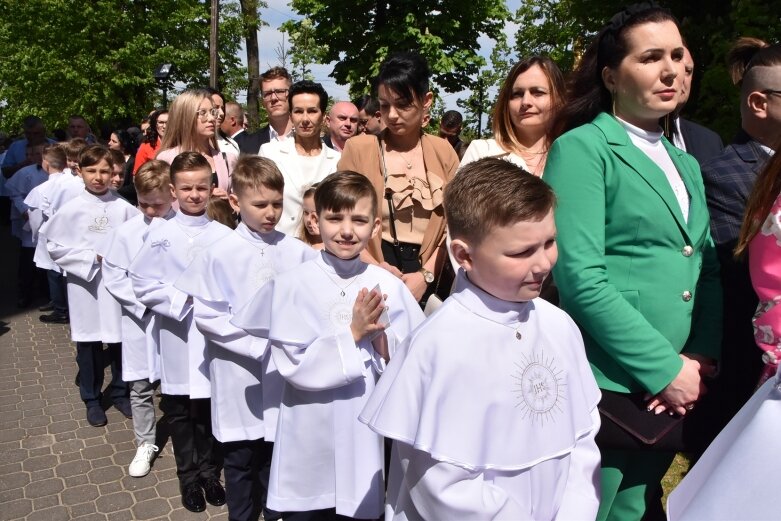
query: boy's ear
[
  {"left": 228, "top": 193, "right": 241, "bottom": 214},
  {"left": 370, "top": 215, "right": 382, "bottom": 239},
  {"left": 73, "top": 165, "right": 82, "bottom": 177},
  {"left": 169, "top": 183, "right": 176, "bottom": 199},
  {"left": 450, "top": 238, "right": 473, "bottom": 271}
]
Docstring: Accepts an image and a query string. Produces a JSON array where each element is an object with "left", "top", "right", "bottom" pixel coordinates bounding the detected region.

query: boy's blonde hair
[
  {"left": 134, "top": 160, "right": 171, "bottom": 194},
  {"left": 444, "top": 157, "right": 555, "bottom": 246},
  {"left": 207, "top": 198, "right": 237, "bottom": 229},
  {"left": 42, "top": 144, "right": 67, "bottom": 171},
  {"left": 64, "top": 138, "right": 88, "bottom": 162},
  {"left": 231, "top": 156, "right": 284, "bottom": 195}
]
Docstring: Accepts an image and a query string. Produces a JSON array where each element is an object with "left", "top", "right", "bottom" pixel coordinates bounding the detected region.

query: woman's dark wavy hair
[
  {"left": 551, "top": 3, "right": 680, "bottom": 138},
  {"left": 113, "top": 129, "right": 138, "bottom": 155},
  {"left": 375, "top": 52, "right": 430, "bottom": 106}
]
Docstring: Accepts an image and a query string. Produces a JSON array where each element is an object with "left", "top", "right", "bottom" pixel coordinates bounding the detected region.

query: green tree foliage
[
  {"left": 0, "top": 0, "right": 245, "bottom": 134},
  {"left": 281, "top": 0, "right": 511, "bottom": 98}
]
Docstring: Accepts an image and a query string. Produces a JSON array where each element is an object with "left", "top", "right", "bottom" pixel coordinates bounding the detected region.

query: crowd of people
[{"left": 1, "top": 2, "right": 780, "bottom": 520}]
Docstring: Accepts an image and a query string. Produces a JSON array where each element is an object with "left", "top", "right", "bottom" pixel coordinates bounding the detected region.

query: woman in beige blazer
[{"left": 339, "top": 52, "right": 459, "bottom": 301}]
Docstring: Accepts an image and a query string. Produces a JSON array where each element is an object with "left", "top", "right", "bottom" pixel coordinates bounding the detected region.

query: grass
[{"left": 661, "top": 453, "right": 692, "bottom": 508}]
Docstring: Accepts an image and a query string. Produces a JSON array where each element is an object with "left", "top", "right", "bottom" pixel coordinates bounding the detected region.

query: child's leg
[
  {"left": 192, "top": 398, "right": 221, "bottom": 482},
  {"left": 130, "top": 379, "right": 156, "bottom": 446},
  {"left": 46, "top": 270, "right": 68, "bottom": 315},
  {"left": 259, "top": 440, "right": 283, "bottom": 520},
  {"left": 75, "top": 341, "right": 104, "bottom": 407},
  {"left": 106, "top": 342, "right": 130, "bottom": 413},
  {"left": 159, "top": 394, "right": 201, "bottom": 488},
  {"left": 223, "top": 439, "right": 263, "bottom": 521},
  {"left": 16, "top": 246, "right": 35, "bottom": 306}
]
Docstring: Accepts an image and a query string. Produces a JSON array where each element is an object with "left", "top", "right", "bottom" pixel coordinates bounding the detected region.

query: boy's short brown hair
[
  {"left": 134, "top": 160, "right": 171, "bottom": 194},
  {"left": 63, "top": 138, "right": 88, "bottom": 162},
  {"left": 314, "top": 171, "right": 377, "bottom": 217},
  {"left": 169, "top": 151, "right": 211, "bottom": 184},
  {"left": 109, "top": 149, "right": 125, "bottom": 167},
  {"left": 231, "top": 156, "right": 284, "bottom": 195},
  {"left": 42, "top": 144, "right": 67, "bottom": 171},
  {"left": 78, "top": 144, "right": 114, "bottom": 169},
  {"left": 444, "top": 158, "right": 555, "bottom": 245}
]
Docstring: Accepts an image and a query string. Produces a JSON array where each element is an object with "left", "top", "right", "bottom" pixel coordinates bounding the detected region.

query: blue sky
[{"left": 235, "top": 0, "right": 522, "bottom": 114}]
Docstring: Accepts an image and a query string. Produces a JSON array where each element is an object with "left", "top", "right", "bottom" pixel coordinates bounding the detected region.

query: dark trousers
[
  {"left": 223, "top": 439, "right": 279, "bottom": 521},
  {"left": 47, "top": 269, "right": 68, "bottom": 314},
  {"left": 18, "top": 245, "right": 44, "bottom": 299},
  {"left": 283, "top": 510, "right": 356, "bottom": 521},
  {"left": 76, "top": 342, "right": 127, "bottom": 407},
  {"left": 159, "top": 394, "right": 221, "bottom": 489}
]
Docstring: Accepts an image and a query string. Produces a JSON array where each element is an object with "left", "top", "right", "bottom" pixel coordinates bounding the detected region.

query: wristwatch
[{"left": 418, "top": 268, "right": 435, "bottom": 284}]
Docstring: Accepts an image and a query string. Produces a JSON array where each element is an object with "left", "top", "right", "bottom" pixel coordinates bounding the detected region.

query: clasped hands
[
  {"left": 350, "top": 288, "right": 390, "bottom": 361},
  {"left": 645, "top": 354, "right": 717, "bottom": 417}
]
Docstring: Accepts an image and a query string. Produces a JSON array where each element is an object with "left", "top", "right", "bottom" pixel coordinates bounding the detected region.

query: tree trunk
[
  {"left": 210, "top": 0, "right": 220, "bottom": 89},
  {"left": 240, "top": 0, "right": 261, "bottom": 129}
]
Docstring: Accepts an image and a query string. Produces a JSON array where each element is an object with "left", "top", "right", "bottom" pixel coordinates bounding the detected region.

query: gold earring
[{"left": 612, "top": 92, "right": 617, "bottom": 116}]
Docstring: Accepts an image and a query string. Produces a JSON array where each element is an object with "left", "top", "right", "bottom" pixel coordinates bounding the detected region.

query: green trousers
[{"left": 597, "top": 449, "right": 675, "bottom": 521}]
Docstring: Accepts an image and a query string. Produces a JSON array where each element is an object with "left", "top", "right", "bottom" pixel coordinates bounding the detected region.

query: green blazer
[{"left": 544, "top": 113, "right": 722, "bottom": 394}]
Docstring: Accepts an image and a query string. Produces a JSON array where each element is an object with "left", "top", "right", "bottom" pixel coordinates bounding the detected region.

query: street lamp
[{"left": 154, "top": 63, "right": 174, "bottom": 109}]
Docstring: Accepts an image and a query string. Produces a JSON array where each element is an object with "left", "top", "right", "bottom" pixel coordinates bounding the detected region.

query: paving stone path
[{"left": 0, "top": 226, "right": 228, "bottom": 520}]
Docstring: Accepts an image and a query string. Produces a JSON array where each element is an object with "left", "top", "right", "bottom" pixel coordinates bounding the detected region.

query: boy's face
[
  {"left": 79, "top": 158, "right": 113, "bottom": 196},
  {"left": 137, "top": 188, "right": 175, "bottom": 219},
  {"left": 452, "top": 209, "right": 558, "bottom": 302},
  {"left": 228, "top": 184, "right": 283, "bottom": 234},
  {"left": 317, "top": 195, "right": 380, "bottom": 260},
  {"left": 110, "top": 164, "right": 123, "bottom": 190},
  {"left": 170, "top": 168, "right": 212, "bottom": 216}
]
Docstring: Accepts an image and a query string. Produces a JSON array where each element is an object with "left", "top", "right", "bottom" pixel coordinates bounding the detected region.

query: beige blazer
[{"left": 338, "top": 132, "right": 459, "bottom": 264}]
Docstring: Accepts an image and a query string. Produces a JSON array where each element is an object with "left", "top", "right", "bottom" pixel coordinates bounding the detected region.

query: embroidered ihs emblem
[
  {"left": 512, "top": 351, "right": 566, "bottom": 425},
  {"left": 250, "top": 262, "right": 276, "bottom": 290},
  {"left": 324, "top": 297, "right": 353, "bottom": 330},
  {"left": 88, "top": 216, "right": 110, "bottom": 233}
]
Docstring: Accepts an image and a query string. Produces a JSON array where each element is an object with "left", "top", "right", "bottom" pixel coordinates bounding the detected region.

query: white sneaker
[{"left": 128, "top": 442, "right": 159, "bottom": 477}]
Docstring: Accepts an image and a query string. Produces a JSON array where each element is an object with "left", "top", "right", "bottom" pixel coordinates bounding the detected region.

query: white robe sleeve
[
  {"left": 270, "top": 329, "right": 367, "bottom": 392},
  {"left": 553, "top": 407, "right": 601, "bottom": 521},
  {"left": 130, "top": 269, "right": 191, "bottom": 321},
  {"left": 192, "top": 297, "right": 269, "bottom": 360},
  {"left": 46, "top": 238, "right": 100, "bottom": 282},
  {"left": 102, "top": 258, "right": 147, "bottom": 321},
  {"left": 400, "top": 443, "right": 533, "bottom": 521}
]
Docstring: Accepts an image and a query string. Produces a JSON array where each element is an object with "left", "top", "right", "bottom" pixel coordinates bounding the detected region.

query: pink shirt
[{"left": 749, "top": 193, "right": 781, "bottom": 360}]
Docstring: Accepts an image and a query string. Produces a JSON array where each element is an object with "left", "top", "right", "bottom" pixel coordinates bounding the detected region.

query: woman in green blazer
[{"left": 544, "top": 5, "right": 722, "bottom": 521}]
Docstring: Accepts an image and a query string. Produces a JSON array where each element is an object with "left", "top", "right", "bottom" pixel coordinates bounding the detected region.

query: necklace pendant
[
  {"left": 260, "top": 250, "right": 265, "bottom": 256},
  {"left": 340, "top": 290, "right": 346, "bottom": 297},
  {"left": 406, "top": 162, "right": 412, "bottom": 170},
  {"left": 515, "top": 331, "right": 522, "bottom": 340}
]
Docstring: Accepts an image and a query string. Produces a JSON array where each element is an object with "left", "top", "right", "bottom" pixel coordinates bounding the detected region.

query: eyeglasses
[
  {"left": 762, "top": 89, "right": 781, "bottom": 97},
  {"left": 262, "top": 88, "right": 289, "bottom": 100},
  {"left": 195, "top": 108, "right": 221, "bottom": 121}
]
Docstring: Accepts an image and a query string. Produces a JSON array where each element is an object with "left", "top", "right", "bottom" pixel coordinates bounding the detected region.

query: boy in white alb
[
  {"left": 177, "top": 156, "right": 317, "bottom": 521},
  {"left": 22, "top": 145, "right": 68, "bottom": 317},
  {"left": 35, "top": 139, "right": 90, "bottom": 323},
  {"left": 234, "top": 171, "right": 425, "bottom": 520},
  {"left": 360, "top": 158, "right": 602, "bottom": 520},
  {"left": 101, "top": 160, "right": 176, "bottom": 478},
  {"left": 41, "top": 145, "right": 139, "bottom": 427},
  {"left": 127, "top": 152, "right": 231, "bottom": 514}
]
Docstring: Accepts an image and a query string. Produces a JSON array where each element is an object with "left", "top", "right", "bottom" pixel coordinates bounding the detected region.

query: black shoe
[
  {"left": 39, "top": 312, "right": 69, "bottom": 324},
  {"left": 86, "top": 405, "right": 107, "bottom": 427},
  {"left": 200, "top": 478, "right": 226, "bottom": 506},
  {"left": 114, "top": 399, "right": 132, "bottom": 419},
  {"left": 181, "top": 483, "right": 206, "bottom": 513}
]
